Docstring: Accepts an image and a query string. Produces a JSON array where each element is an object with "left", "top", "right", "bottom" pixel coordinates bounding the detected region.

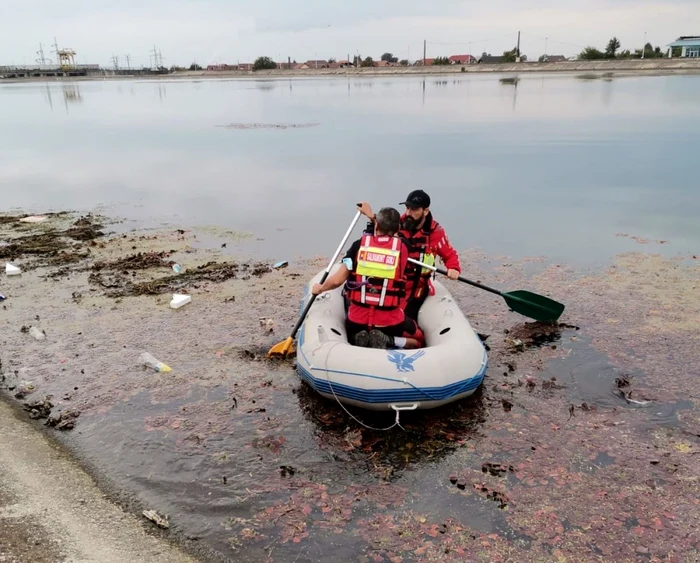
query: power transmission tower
[
  {"left": 423, "top": 39, "right": 426, "bottom": 66},
  {"left": 125, "top": 54, "right": 131, "bottom": 71},
  {"left": 112, "top": 54, "right": 119, "bottom": 70},
  {"left": 36, "top": 43, "right": 50, "bottom": 66}
]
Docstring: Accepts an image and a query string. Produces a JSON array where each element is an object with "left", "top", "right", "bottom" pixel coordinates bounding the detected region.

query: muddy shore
[{"left": 1, "top": 211, "right": 699, "bottom": 562}]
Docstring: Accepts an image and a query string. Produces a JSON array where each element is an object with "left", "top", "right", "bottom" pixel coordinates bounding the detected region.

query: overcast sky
[{"left": 2, "top": 0, "right": 698, "bottom": 67}]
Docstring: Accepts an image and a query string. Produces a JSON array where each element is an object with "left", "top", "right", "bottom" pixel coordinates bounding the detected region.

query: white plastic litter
[
  {"left": 140, "top": 352, "right": 172, "bottom": 373},
  {"left": 170, "top": 294, "right": 191, "bottom": 309},
  {"left": 29, "top": 327, "right": 46, "bottom": 341},
  {"left": 19, "top": 215, "right": 48, "bottom": 223},
  {"left": 5, "top": 263, "right": 21, "bottom": 276}
]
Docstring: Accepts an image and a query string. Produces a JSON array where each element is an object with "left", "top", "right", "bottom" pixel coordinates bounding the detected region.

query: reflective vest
[
  {"left": 348, "top": 235, "right": 405, "bottom": 311},
  {"left": 401, "top": 225, "right": 436, "bottom": 297}
]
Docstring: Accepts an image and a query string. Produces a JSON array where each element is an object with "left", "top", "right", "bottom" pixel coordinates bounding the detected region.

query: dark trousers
[
  {"left": 404, "top": 293, "right": 428, "bottom": 322},
  {"left": 346, "top": 318, "right": 419, "bottom": 343}
]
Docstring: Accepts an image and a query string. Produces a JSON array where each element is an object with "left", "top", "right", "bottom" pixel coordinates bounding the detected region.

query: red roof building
[{"left": 448, "top": 54, "right": 476, "bottom": 64}]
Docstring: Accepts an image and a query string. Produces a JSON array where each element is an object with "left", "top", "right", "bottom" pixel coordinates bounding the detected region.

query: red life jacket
[
  {"left": 400, "top": 215, "right": 437, "bottom": 299},
  {"left": 347, "top": 234, "right": 406, "bottom": 311}
]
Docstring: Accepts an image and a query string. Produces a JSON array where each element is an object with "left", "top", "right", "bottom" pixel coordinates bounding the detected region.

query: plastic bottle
[
  {"left": 172, "top": 264, "right": 182, "bottom": 274},
  {"left": 140, "top": 352, "right": 172, "bottom": 373},
  {"left": 29, "top": 327, "right": 46, "bottom": 341}
]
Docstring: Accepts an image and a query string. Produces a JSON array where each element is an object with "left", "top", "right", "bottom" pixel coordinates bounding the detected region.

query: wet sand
[
  {"left": 0, "top": 399, "right": 198, "bottom": 563},
  {"left": 1, "top": 211, "right": 699, "bottom": 562}
]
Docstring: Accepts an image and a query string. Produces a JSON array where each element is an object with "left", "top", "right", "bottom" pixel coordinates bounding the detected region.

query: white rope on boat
[{"left": 323, "top": 342, "right": 404, "bottom": 432}]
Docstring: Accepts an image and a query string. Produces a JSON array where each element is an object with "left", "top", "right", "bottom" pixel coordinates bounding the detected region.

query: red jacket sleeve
[{"left": 431, "top": 227, "right": 461, "bottom": 273}]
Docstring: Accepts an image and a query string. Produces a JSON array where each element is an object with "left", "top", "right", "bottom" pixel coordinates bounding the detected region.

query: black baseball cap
[{"left": 400, "top": 189, "right": 431, "bottom": 209}]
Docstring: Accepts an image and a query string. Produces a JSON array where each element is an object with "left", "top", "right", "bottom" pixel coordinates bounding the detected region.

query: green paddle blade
[{"left": 502, "top": 290, "right": 565, "bottom": 322}]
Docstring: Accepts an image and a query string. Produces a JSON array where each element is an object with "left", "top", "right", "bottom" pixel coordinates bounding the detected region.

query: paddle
[
  {"left": 267, "top": 211, "right": 363, "bottom": 358},
  {"left": 407, "top": 258, "right": 565, "bottom": 323}
]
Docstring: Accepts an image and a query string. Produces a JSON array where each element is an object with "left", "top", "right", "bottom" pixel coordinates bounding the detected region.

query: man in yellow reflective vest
[{"left": 312, "top": 208, "right": 425, "bottom": 350}]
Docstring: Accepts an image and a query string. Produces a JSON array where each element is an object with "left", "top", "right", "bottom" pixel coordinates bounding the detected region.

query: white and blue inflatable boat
[{"left": 296, "top": 265, "right": 488, "bottom": 411}]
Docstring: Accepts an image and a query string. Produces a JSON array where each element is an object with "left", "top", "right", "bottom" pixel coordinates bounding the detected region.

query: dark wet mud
[{"left": 1, "top": 212, "right": 699, "bottom": 562}]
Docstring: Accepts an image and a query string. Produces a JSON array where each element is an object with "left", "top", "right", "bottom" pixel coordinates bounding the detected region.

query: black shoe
[
  {"left": 369, "top": 329, "right": 394, "bottom": 349},
  {"left": 354, "top": 330, "right": 370, "bottom": 347}
]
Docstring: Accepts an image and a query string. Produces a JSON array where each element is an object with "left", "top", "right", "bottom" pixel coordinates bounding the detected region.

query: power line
[
  {"left": 427, "top": 32, "right": 518, "bottom": 47},
  {"left": 526, "top": 33, "right": 585, "bottom": 51}
]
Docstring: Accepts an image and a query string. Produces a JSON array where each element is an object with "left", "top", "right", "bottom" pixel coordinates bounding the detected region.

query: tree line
[{"left": 579, "top": 37, "right": 669, "bottom": 60}]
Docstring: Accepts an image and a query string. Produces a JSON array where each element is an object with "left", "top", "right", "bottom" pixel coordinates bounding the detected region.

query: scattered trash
[
  {"left": 506, "top": 337, "right": 525, "bottom": 352},
  {"left": 615, "top": 374, "right": 631, "bottom": 388},
  {"left": 140, "top": 352, "right": 172, "bottom": 373},
  {"left": 614, "top": 388, "right": 651, "bottom": 406},
  {"left": 482, "top": 462, "right": 514, "bottom": 477},
  {"left": 19, "top": 215, "right": 48, "bottom": 223},
  {"left": 172, "top": 263, "right": 183, "bottom": 274},
  {"left": 28, "top": 327, "right": 46, "bottom": 341},
  {"left": 223, "top": 296, "right": 236, "bottom": 303},
  {"left": 0, "top": 293, "right": 5, "bottom": 301},
  {"left": 45, "top": 409, "right": 80, "bottom": 430},
  {"left": 279, "top": 465, "right": 296, "bottom": 477},
  {"left": 259, "top": 317, "right": 274, "bottom": 332},
  {"left": 23, "top": 396, "right": 53, "bottom": 419},
  {"left": 142, "top": 509, "right": 170, "bottom": 529},
  {"left": 5, "top": 263, "right": 21, "bottom": 276},
  {"left": 170, "top": 294, "right": 191, "bottom": 309},
  {"left": 273, "top": 261, "right": 289, "bottom": 270}
]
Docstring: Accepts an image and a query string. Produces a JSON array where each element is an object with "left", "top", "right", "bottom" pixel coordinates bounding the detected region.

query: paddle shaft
[
  {"left": 407, "top": 258, "right": 503, "bottom": 297},
  {"left": 289, "top": 211, "right": 362, "bottom": 339}
]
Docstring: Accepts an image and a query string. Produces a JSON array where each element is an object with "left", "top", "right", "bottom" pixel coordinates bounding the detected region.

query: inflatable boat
[{"left": 296, "top": 265, "right": 488, "bottom": 411}]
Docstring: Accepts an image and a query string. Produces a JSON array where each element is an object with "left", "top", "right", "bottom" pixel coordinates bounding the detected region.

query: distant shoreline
[{"left": 3, "top": 58, "right": 700, "bottom": 83}]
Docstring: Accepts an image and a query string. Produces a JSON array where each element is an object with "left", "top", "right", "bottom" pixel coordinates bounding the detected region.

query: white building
[{"left": 667, "top": 36, "right": 700, "bottom": 58}]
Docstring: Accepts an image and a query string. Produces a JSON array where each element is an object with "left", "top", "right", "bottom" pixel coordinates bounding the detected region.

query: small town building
[
  {"left": 667, "top": 36, "right": 700, "bottom": 58},
  {"left": 448, "top": 54, "right": 476, "bottom": 65},
  {"left": 206, "top": 64, "right": 235, "bottom": 71},
  {"left": 305, "top": 60, "right": 328, "bottom": 69},
  {"left": 540, "top": 55, "right": 566, "bottom": 63},
  {"left": 478, "top": 55, "right": 504, "bottom": 64}
]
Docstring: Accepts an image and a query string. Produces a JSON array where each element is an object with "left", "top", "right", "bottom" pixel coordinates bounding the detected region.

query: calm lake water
[{"left": 1, "top": 73, "right": 699, "bottom": 266}]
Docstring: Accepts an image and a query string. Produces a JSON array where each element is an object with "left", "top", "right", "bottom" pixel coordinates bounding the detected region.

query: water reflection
[
  {"left": 43, "top": 82, "right": 53, "bottom": 110},
  {"left": 3, "top": 74, "right": 700, "bottom": 266},
  {"left": 62, "top": 84, "right": 82, "bottom": 104},
  {"left": 155, "top": 83, "right": 166, "bottom": 102}
]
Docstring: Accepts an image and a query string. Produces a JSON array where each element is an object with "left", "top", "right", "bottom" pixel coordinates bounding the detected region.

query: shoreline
[{"left": 3, "top": 58, "right": 700, "bottom": 84}]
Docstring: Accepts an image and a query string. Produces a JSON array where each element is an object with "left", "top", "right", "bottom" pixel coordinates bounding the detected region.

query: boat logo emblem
[{"left": 387, "top": 350, "right": 426, "bottom": 373}]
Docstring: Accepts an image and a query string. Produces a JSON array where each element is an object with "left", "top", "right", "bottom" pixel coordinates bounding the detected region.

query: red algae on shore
[{"left": 1, "top": 214, "right": 699, "bottom": 562}]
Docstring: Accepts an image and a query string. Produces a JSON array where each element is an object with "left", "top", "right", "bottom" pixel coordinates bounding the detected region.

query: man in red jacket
[
  {"left": 357, "top": 190, "right": 461, "bottom": 322},
  {"left": 312, "top": 207, "right": 424, "bottom": 350}
]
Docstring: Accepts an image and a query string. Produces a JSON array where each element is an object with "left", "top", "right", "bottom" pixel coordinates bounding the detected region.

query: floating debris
[
  {"left": 45, "top": 409, "right": 80, "bottom": 430},
  {"left": 170, "top": 293, "right": 192, "bottom": 309},
  {"left": 217, "top": 122, "right": 320, "bottom": 130},
  {"left": 23, "top": 396, "right": 53, "bottom": 419},
  {"left": 143, "top": 509, "right": 170, "bottom": 529},
  {"left": 19, "top": 215, "right": 48, "bottom": 223},
  {"left": 5, "top": 263, "right": 21, "bottom": 276}
]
